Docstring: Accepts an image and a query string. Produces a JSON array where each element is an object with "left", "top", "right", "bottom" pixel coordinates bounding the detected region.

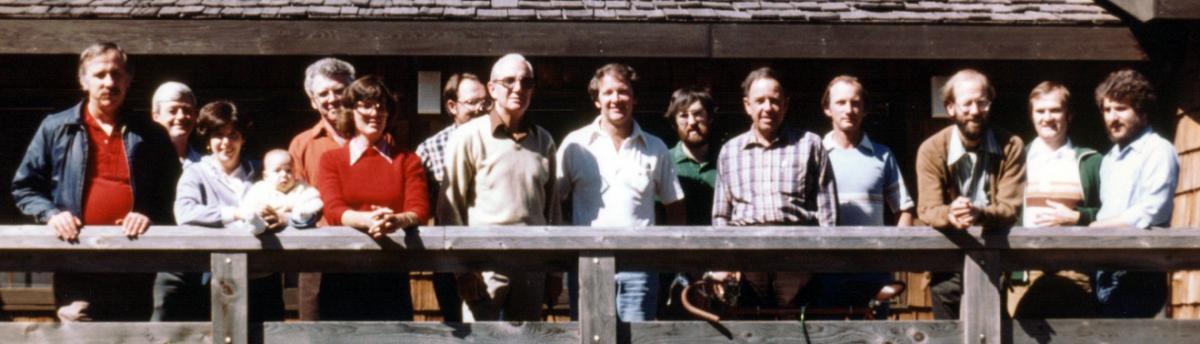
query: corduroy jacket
[{"left": 915, "top": 125, "right": 1026, "bottom": 230}]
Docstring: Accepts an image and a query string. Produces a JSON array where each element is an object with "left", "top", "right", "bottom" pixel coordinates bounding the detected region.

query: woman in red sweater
[{"left": 316, "top": 75, "right": 429, "bottom": 320}]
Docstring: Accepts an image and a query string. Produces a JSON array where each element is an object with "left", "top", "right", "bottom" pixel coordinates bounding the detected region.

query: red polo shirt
[{"left": 81, "top": 108, "right": 134, "bottom": 225}]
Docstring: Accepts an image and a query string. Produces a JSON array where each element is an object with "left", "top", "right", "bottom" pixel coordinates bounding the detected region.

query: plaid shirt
[
  {"left": 416, "top": 123, "right": 460, "bottom": 187},
  {"left": 712, "top": 128, "right": 838, "bottom": 227}
]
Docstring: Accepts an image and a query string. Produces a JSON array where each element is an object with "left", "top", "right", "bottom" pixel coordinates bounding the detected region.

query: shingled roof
[{"left": 0, "top": 0, "right": 1121, "bottom": 24}]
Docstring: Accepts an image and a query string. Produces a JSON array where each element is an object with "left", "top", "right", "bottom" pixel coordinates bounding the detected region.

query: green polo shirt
[{"left": 671, "top": 142, "right": 718, "bottom": 225}]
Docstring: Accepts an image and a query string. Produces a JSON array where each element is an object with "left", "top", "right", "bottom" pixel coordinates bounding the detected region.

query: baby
[{"left": 239, "top": 149, "right": 323, "bottom": 234}]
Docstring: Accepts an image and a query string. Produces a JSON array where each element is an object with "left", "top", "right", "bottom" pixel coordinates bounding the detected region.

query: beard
[{"left": 956, "top": 118, "right": 987, "bottom": 141}]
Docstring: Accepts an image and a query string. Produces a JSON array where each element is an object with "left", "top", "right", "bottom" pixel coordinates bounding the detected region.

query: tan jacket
[{"left": 915, "top": 126, "right": 1025, "bottom": 230}]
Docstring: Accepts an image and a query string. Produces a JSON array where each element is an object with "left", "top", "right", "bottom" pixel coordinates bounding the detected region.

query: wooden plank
[
  {"left": 1012, "top": 319, "right": 1200, "bottom": 344},
  {"left": 1158, "top": 0, "right": 1200, "bottom": 20},
  {"left": 620, "top": 250, "right": 963, "bottom": 272},
  {"left": 0, "top": 287, "right": 53, "bottom": 312},
  {"left": 0, "top": 322, "right": 211, "bottom": 343},
  {"left": 0, "top": 20, "right": 1147, "bottom": 60},
  {"left": 212, "top": 253, "right": 248, "bottom": 344},
  {"left": 962, "top": 251, "right": 1004, "bottom": 344},
  {"left": 711, "top": 24, "right": 1146, "bottom": 61},
  {"left": 0, "top": 252, "right": 210, "bottom": 272},
  {"left": 579, "top": 251, "right": 616, "bottom": 344},
  {"left": 629, "top": 320, "right": 959, "bottom": 344},
  {"left": 263, "top": 321, "right": 579, "bottom": 344},
  {"left": 1000, "top": 250, "right": 1200, "bottom": 271},
  {"left": 0, "top": 20, "right": 708, "bottom": 57}
]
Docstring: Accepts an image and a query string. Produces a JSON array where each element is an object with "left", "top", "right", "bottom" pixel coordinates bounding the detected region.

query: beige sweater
[{"left": 438, "top": 113, "right": 557, "bottom": 226}]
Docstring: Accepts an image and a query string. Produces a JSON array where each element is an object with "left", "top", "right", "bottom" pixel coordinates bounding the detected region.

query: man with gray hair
[
  {"left": 150, "top": 81, "right": 201, "bottom": 166},
  {"left": 12, "top": 42, "right": 180, "bottom": 321},
  {"left": 440, "top": 53, "right": 558, "bottom": 321},
  {"left": 286, "top": 57, "right": 355, "bottom": 320}
]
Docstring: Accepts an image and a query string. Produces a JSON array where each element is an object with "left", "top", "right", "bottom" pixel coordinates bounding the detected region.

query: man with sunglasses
[
  {"left": 414, "top": 72, "right": 490, "bottom": 322},
  {"left": 916, "top": 69, "right": 1025, "bottom": 320},
  {"left": 440, "top": 54, "right": 558, "bottom": 321}
]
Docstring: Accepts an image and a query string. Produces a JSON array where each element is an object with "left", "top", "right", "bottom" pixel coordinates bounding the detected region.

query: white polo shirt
[{"left": 555, "top": 117, "right": 684, "bottom": 227}]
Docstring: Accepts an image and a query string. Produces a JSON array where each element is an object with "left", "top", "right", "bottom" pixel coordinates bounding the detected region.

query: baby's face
[{"left": 264, "top": 157, "right": 296, "bottom": 192}]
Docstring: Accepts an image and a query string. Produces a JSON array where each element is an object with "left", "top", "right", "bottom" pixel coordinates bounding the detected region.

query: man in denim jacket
[{"left": 11, "top": 42, "right": 180, "bottom": 321}]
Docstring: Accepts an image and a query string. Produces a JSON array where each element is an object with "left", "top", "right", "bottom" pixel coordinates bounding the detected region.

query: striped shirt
[
  {"left": 712, "top": 128, "right": 838, "bottom": 226},
  {"left": 823, "top": 133, "right": 913, "bottom": 226}
]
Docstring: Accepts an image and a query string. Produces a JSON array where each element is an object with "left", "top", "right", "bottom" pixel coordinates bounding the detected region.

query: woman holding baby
[
  {"left": 161, "top": 101, "right": 285, "bottom": 322},
  {"left": 315, "top": 75, "right": 429, "bottom": 320}
]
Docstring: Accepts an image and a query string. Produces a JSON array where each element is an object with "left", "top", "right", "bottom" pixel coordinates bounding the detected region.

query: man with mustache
[
  {"left": 915, "top": 69, "right": 1025, "bottom": 320},
  {"left": 1089, "top": 69, "right": 1179, "bottom": 318},
  {"left": 12, "top": 42, "right": 180, "bottom": 321},
  {"left": 555, "top": 63, "right": 686, "bottom": 321},
  {"left": 440, "top": 54, "right": 559, "bottom": 321},
  {"left": 286, "top": 57, "right": 355, "bottom": 320},
  {"left": 150, "top": 81, "right": 202, "bottom": 166},
  {"left": 711, "top": 67, "right": 838, "bottom": 310}
]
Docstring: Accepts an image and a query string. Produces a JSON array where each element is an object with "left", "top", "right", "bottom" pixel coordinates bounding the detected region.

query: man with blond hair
[
  {"left": 916, "top": 69, "right": 1025, "bottom": 319},
  {"left": 150, "top": 81, "right": 201, "bottom": 166}
]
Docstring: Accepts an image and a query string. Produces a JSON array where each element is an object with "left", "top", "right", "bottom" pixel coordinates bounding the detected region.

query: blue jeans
[{"left": 569, "top": 271, "right": 658, "bottom": 321}]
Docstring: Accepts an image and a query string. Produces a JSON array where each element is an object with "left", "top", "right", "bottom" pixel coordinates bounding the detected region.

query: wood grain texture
[
  {"left": 579, "top": 252, "right": 616, "bottom": 344},
  {"left": 0, "top": 20, "right": 1145, "bottom": 60},
  {"left": 1013, "top": 319, "right": 1200, "bottom": 344},
  {"left": 0, "top": 322, "right": 211, "bottom": 343},
  {"left": 629, "top": 320, "right": 959, "bottom": 344},
  {"left": 961, "top": 251, "right": 1004, "bottom": 344},
  {"left": 263, "top": 321, "right": 579, "bottom": 344},
  {"left": 711, "top": 24, "right": 1145, "bottom": 61},
  {"left": 212, "top": 253, "right": 248, "bottom": 344}
]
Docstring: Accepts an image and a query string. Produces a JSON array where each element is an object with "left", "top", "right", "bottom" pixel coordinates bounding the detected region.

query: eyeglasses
[
  {"left": 493, "top": 76, "right": 535, "bottom": 90},
  {"left": 457, "top": 98, "right": 490, "bottom": 109},
  {"left": 955, "top": 99, "right": 992, "bottom": 111}
]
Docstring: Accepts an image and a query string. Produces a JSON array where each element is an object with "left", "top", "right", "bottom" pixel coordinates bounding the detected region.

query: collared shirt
[
  {"left": 671, "top": 142, "right": 718, "bottom": 225},
  {"left": 81, "top": 109, "right": 133, "bottom": 225},
  {"left": 555, "top": 117, "right": 684, "bottom": 227},
  {"left": 1023, "top": 138, "right": 1084, "bottom": 227},
  {"left": 288, "top": 120, "right": 346, "bottom": 185},
  {"left": 439, "top": 112, "right": 557, "bottom": 226},
  {"left": 416, "top": 122, "right": 462, "bottom": 186},
  {"left": 823, "top": 132, "right": 913, "bottom": 226},
  {"left": 947, "top": 126, "right": 1001, "bottom": 207},
  {"left": 1097, "top": 128, "right": 1179, "bottom": 229},
  {"left": 349, "top": 135, "right": 393, "bottom": 165},
  {"left": 712, "top": 128, "right": 837, "bottom": 227}
]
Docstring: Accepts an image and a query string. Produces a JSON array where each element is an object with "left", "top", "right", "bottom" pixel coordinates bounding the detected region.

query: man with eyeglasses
[
  {"left": 916, "top": 69, "right": 1025, "bottom": 320},
  {"left": 414, "top": 72, "right": 489, "bottom": 322},
  {"left": 440, "top": 54, "right": 558, "bottom": 321}
]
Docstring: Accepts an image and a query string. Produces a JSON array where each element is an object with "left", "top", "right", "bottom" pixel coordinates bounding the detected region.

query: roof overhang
[
  {"left": 1108, "top": 0, "right": 1200, "bottom": 22},
  {"left": 0, "top": 20, "right": 1146, "bottom": 61}
]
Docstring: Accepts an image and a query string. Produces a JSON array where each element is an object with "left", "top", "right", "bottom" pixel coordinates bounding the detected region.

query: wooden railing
[{"left": 0, "top": 225, "right": 1199, "bottom": 343}]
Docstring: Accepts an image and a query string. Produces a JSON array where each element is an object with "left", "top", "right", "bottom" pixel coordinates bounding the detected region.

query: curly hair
[{"left": 1094, "top": 69, "right": 1156, "bottom": 117}]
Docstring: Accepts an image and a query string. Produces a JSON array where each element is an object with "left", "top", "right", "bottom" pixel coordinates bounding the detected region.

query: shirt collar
[
  {"left": 489, "top": 111, "right": 531, "bottom": 140},
  {"left": 310, "top": 120, "right": 347, "bottom": 145},
  {"left": 947, "top": 126, "right": 1000, "bottom": 167},
  {"left": 585, "top": 115, "right": 646, "bottom": 148},
  {"left": 349, "top": 135, "right": 393, "bottom": 165},
  {"left": 821, "top": 131, "right": 874, "bottom": 154},
  {"left": 742, "top": 128, "right": 793, "bottom": 149},
  {"left": 1028, "top": 137, "right": 1074, "bottom": 160},
  {"left": 1116, "top": 127, "right": 1155, "bottom": 156},
  {"left": 201, "top": 155, "right": 250, "bottom": 180}
]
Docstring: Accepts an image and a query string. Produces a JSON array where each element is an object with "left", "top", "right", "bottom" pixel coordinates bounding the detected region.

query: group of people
[{"left": 9, "top": 42, "right": 1180, "bottom": 323}]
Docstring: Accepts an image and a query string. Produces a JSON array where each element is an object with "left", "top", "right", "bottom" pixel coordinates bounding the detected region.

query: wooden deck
[{"left": 0, "top": 225, "right": 1198, "bottom": 343}]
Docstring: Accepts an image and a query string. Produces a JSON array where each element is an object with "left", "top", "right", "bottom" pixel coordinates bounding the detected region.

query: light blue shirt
[
  {"left": 823, "top": 133, "right": 914, "bottom": 226},
  {"left": 1097, "top": 128, "right": 1179, "bottom": 229}
]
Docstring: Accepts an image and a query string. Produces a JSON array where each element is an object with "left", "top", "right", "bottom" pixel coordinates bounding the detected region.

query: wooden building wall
[
  {"left": 0, "top": 54, "right": 1149, "bottom": 319},
  {"left": 1166, "top": 24, "right": 1200, "bottom": 319}
]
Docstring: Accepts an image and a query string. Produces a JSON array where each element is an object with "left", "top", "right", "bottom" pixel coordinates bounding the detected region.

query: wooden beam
[
  {"left": 629, "top": 320, "right": 960, "bottom": 343},
  {"left": 0, "top": 322, "right": 211, "bottom": 343},
  {"left": 0, "top": 287, "right": 53, "bottom": 312},
  {"left": 1012, "top": 319, "right": 1200, "bottom": 344},
  {"left": 0, "top": 20, "right": 1146, "bottom": 61},
  {"left": 712, "top": 24, "right": 1146, "bottom": 61},
  {"left": 262, "top": 322, "right": 579, "bottom": 343},
  {"left": 212, "top": 253, "right": 248, "bottom": 344},
  {"left": 579, "top": 251, "right": 616, "bottom": 344},
  {"left": 962, "top": 251, "right": 1005, "bottom": 344}
]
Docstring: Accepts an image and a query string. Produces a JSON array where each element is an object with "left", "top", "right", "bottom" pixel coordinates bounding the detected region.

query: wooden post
[
  {"left": 962, "top": 250, "right": 1004, "bottom": 344},
  {"left": 578, "top": 251, "right": 616, "bottom": 344},
  {"left": 211, "top": 253, "right": 248, "bottom": 344}
]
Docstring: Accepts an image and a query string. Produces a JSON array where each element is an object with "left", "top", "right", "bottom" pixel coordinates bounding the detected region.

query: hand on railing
[
  {"left": 115, "top": 212, "right": 152, "bottom": 239},
  {"left": 47, "top": 211, "right": 82, "bottom": 242}
]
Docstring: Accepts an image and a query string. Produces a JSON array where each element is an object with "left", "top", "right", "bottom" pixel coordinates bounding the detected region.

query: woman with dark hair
[
  {"left": 316, "top": 75, "right": 429, "bottom": 320},
  {"left": 159, "top": 101, "right": 284, "bottom": 322}
]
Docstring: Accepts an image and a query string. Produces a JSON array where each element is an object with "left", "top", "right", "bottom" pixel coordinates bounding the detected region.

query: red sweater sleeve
[
  {"left": 401, "top": 152, "right": 430, "bottom": 223},
  {"left": 317, "top": 148, "right": 349, "bottom": 226}
]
